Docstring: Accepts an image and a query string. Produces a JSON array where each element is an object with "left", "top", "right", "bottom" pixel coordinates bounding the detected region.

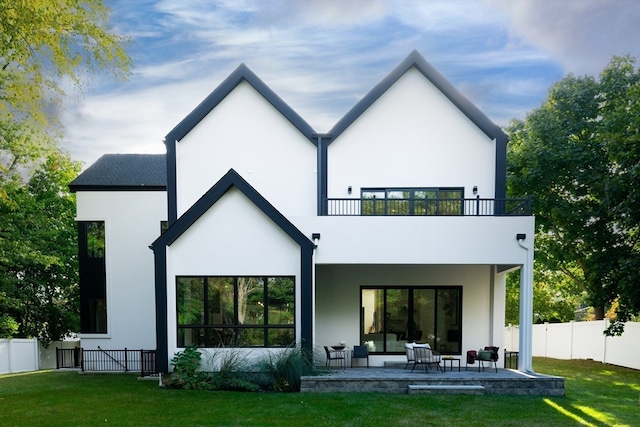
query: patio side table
[{"left": 442, "top": 356, "right": 460, "bottom": 372}]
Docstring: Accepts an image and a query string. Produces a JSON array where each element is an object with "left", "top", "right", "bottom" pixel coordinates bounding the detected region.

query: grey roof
[{"left": 69, "top": 154, "right": 166, "bottom": 192}]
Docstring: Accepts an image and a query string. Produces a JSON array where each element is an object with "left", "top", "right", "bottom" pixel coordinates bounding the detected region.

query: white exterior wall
[
  {"left": 175, "top": 81, "right": 317, "bottom": 218},
  {"left": 165, "top": 188, "right": 303, "bottom": 364},
  {"left": 293, "top": 215, "right": 534, "bottom": 265},
  {"left": 328, "top": 68, "right": 496, "bottom": 199},
  {"left": 75, "top": 191, "right": 166, "bottom": 349},
  {"left": 315, "top": 265, "right": 505, "bottom": 367}
]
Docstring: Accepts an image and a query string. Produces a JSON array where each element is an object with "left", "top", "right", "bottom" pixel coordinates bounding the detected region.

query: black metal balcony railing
[{"left": 323, "top": 197, "right": 531, "bottom": 216}]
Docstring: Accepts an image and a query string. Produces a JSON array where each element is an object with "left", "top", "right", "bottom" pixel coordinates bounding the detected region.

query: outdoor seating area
[{"left": 302, "top": 362, "right": 565, "bottom": 395}]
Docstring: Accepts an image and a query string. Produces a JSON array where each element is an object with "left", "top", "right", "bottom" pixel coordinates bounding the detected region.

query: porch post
[{"left": 518, "top": 236, "right": 534, "bottom": 373}]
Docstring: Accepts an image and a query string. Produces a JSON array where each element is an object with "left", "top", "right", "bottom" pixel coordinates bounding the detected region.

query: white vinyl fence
[
  {"left": 504, "top": 320, "right": 640, "bottom": 370},
  {"left": 0, "top": 338, "right": 80, "bottom": 374}
]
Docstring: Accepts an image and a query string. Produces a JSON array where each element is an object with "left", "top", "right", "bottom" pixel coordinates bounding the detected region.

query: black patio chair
[
  {"left": 324, "top": 346, "right": 346, "bottom": 368},
  {"left": 466, "top": 346, "right": 499, "bottom": 372},
  {"left": 351, "top": 345, "right": 369, "bottom": 368}
]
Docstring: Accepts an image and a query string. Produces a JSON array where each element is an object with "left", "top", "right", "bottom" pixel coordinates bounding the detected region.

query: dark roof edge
[
  {"left": 151, "top": 168, "right": 315, "bottom": 250},
  {"left": 164, "top": 63, "right": 317, "bottom": 144},
  {"left": 69, "top": 185, "right": 166, "bottom": 193},
  {"left": 328, "top": 50, "right": 507, "bottom": 142}
]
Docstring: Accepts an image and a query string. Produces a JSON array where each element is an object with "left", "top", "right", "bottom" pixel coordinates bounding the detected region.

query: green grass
[{"left": 1, "top": 358, "right": 638, "bottom": 426}]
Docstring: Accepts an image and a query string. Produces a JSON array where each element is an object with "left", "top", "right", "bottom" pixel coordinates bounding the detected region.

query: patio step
[{"left": 408, "top": 384, "right": 486, "bottom": 395}]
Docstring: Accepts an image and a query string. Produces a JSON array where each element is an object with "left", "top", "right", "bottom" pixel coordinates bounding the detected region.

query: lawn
[{"left": 1, "top": 358, "right": 638, "bottom": 426}]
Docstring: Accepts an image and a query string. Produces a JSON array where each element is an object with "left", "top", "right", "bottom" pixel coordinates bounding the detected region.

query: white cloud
[
  {"left": 65, "top": 0, "right": 637, "bottom": 168},
  {"left": 487, "top": 0, "right": 640, "bottom": 75}
]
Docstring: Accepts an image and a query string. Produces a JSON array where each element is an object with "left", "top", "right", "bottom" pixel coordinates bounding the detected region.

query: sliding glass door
[{"left": 361, "top": 287, "right": 461, "bottom": 354}]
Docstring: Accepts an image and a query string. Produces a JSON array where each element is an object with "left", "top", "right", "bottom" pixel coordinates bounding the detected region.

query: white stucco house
[{"left": 69, "top": 51, "right": 535, "bottom": 374}]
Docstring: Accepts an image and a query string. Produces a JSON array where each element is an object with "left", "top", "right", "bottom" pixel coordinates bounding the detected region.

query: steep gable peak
[
  {"left": 328, "top": 50, "right": 507, "bottom": 143},
  {"left": 164, "top": 63, "right": 316, "bottom": 144}
]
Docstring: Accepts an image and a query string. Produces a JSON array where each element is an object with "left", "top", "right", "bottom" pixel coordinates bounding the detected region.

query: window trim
[
  {"left": 176, "top": 276, "right": 296, "bottom": 348},
  {"left": 360, "top": 286, "right": 462, "bottom": 355},
  {"left": 361, "top": 187, "right": 464, "bottom": 216}
]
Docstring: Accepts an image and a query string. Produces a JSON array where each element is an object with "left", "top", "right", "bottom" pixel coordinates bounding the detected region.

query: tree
[
  {"left": 507, "top": 56, "right": 640, "bottom": 335},
  {"left": 0, "top": 1, "right": 130, "bottom": 342},
  {"left": 0, "top": 151, "right": 81, "bottom": 344},
  {"left": 0, "top": 0, "right": 131, "bottom": 126}
]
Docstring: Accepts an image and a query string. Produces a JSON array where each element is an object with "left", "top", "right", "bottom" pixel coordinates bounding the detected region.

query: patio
[{"left": 301, "top": 363, "right": 565, "bottom": 395}]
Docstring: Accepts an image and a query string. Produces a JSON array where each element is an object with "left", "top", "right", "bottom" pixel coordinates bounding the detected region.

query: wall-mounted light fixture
[
  {"left": 473, "top": 186, "right": 478, "bottom": 195},
  {"left": 348, "top": 186, "right": 352, "bottom": 195},
  {"left": 312, "top": 233, "right": 321, "bottom": 244},
  {"left": 516, "top": 233, "right": 526, "bottom": 241}
]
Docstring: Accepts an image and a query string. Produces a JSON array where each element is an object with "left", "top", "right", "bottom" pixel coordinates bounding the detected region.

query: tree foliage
[
  {"left": 507, "top": 56, "right": 640, "bottom": 335},
  {"left": 0, "top": 1, "right": 130, "bottom": 342},
  {"left": 0, "top": 150, "right": 81, "bottom": 343},
  {"left": 0, "top": 0, "right": 131, "bottom": 126}
]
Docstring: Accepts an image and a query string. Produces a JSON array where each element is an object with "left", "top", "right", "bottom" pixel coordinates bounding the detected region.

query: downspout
[{"left": 517, "top": 233, "right": 535, "bottom": 373}]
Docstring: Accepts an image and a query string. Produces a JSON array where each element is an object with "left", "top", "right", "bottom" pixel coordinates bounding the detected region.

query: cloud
[
  {"left": 488, "top": 0, "right": 640, "bottom": 75},
  {"left": 64, "top": 0, "right": 637, "bottom": 169}
]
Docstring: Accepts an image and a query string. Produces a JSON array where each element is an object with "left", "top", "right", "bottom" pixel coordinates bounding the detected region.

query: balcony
[{"left": 323, "top": 197, "right": 531, "bottom": 216}]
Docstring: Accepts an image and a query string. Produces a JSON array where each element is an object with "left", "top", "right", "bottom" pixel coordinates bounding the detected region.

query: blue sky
[{"left": 61, "top": 0, "right": 640, "bottom": 167}]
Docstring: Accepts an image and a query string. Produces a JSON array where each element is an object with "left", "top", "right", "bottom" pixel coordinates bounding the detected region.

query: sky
[{"left": 60, "top": 0, "right": 640, "bottom": 168}]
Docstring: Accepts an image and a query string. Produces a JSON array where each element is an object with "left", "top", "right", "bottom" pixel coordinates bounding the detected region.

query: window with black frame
[
  {"left": 361, "top": 286, "right": 461, "bottom": 354},
  {"left": 361, "top": 188, "right": 463, "bottom": 216},
  {"left": 177, "top": 276, "right": 295, "bottom": 348},
  {"left": 78, "top": 221, "right": 107, "bottom": 334}
]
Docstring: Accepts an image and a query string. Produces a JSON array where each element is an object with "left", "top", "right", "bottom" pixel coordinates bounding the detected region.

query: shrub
[
  {"left": 163, "top": 345, "right": 211, "bottom": 390},
  {"left": 259, "top": 344, "right": 317, "bottom": 392}
]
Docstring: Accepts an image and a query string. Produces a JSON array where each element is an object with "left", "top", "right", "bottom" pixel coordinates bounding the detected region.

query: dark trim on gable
[
  {"left": 164, "top": 63, "right": 316, "bottom": 144},
  {"left": 153, "top": 246, "right": 168, "bottom": 373},
  {"left": 69, "top": 185, "right": 166, "bottom": 193},
  {"left": 166, "top": 139, "right": 178, "bottom": 225},
  {"left": 494, "top": 133, "right": 508, "bottom": 203},
  {"left": 329, "top": 50, "right": 507, "bottom": 143},
  {"left": 150, "top": 169, "right": 315, "bottom": 372},
  {"left": 153, "top": 169, "right": 315, "bottom": 250},
  {"left": 163, "top": 63, "right": 317, "bottom": 225},
  {"left": 313, "top": 133, "right": 331, "bottom": 216}
]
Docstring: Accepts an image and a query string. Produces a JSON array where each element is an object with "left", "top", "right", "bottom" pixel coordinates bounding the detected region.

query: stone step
[{"left": 408, "top": 384, "right": 486, "bottom": 395}]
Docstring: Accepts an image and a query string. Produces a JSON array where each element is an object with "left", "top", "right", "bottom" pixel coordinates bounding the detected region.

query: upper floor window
[
  {"left": 361, "top": 188, "right": 463, "bottom": 215},
  {"left": 177, "top": 276, "right": 295, "bottom": 348}
]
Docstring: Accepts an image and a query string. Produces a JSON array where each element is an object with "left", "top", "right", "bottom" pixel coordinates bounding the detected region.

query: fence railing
[
  {"left": 55, "top": 347, "right": 157, "bottom": 377},
  {"left": 324, "top": 197, "right": 531, "bottom": 216}
]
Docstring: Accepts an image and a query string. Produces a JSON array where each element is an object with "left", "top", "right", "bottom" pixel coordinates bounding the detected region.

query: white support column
[{"left": 518, "top": 235, "right": 535, "bottom": 373}]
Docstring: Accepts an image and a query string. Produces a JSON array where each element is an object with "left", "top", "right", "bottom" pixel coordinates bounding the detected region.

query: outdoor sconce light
[
  {"left": 516, "top": 233, "right": 526, "bottom": 241},
  {"left": 348, "top": 186, "right": 352, "bottom": 194},
  {"left": 473, "top": 186, "right": 478, "bottom": 195},
  {"left": 312, "top": 233, "right": 321, "bottom": 244}
]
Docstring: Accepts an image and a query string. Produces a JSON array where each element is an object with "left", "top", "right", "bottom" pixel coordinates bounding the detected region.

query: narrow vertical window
[{"left": 78, "top": 221, "right": 107, "bottom": 333}]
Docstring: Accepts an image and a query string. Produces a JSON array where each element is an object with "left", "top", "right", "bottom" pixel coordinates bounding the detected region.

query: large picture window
[
  {"left": 78, "top": 221, "right": 107, "bottom": 333},
  {"left": 177, "top": 276, "right": 295, "bottom": 348},
  {"left": 361, "top": 287, "right": 461, "bottom": 355},
  {"left": 361, "top": 188, "right": 463, "bottom": 216}
]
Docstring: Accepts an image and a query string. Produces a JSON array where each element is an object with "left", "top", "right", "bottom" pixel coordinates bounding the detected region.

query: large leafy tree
[
  {"left": 507, "top": 56, "right": 640, "bottom": 335},
  {"left": 0, "top": 0, "right": 130, "bottom": 126},
  {"left": 0, "top": 1, "right": 130, "bottom": 341},
  {"left": 1, "top": 152, "right": 81, "bottom": 343}
]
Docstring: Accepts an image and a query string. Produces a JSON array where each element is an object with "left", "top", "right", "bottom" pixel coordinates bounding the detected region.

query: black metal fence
[
  {"left": 324, "top": 197, "right": 531, "bottom": 216},
  {"left": 56, "top": 347, "right": 157, "bottom": 377}
]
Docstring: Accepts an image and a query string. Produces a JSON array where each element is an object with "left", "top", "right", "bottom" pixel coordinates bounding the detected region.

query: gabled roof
[
  {"left": 151, "top": 168, "right": 315, "bottom": 250},
  {"left": 164, "top": 63, "right": 317, "bottom": 144},
  {"left": 328, "top": 50, "right": 507, "bottom": 143},
  {"left": 68, "top": 154, "right": 166, "bottom": 192}
]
